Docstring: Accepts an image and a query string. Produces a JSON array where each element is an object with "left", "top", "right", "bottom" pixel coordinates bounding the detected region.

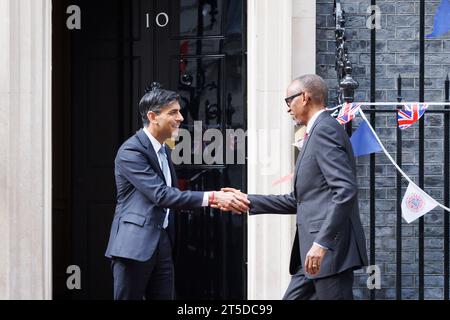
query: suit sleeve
[
  {"left": 248, "top": 193, "right": 297, "bottom": 215},
  {"left": 314, "top": 124, "right": 358, "bottom": 250},
  {"left": 116, "top": 145, "right": 204, "bottom": 209}
]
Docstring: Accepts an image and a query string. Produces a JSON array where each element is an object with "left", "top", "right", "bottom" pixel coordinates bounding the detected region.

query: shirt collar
[
  {"left": 143, "top": 127, "right": 164, "bottom": 154},
  {"left": 306, "top": 109, "right": 326, "bottom": 134}
]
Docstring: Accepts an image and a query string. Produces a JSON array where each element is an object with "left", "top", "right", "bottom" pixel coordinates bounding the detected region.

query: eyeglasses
[{"left": 284, "top": 92, "right": 304, "bottom": 107}]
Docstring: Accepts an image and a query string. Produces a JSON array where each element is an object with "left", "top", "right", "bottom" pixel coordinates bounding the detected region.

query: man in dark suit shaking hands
[
  {"left": 221, "top": 75, "right": 368, "bottom": 300},
  {"left": 105, "top": 83, "right": 250, "bottom": 300}
]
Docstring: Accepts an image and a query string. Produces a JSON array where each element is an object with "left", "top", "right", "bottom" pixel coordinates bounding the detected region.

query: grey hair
[{"left": 293, "top": 74, "right": 328, "bottom": 105}]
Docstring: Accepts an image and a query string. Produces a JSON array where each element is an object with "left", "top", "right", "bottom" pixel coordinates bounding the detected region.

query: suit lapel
[
  {"left": 136, "top": 129, "right": 166, "bottom": 184},
  {"left": 293, "top": 111, "right": 329, "bottom": 194}
]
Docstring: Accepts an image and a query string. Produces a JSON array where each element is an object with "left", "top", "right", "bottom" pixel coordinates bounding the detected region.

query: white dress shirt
[
  {"left": 143, "top": 128, "right": 210, "bottom": 213},
  {"left": 306, "top": 109, "right": 326, "bottom": 135}
]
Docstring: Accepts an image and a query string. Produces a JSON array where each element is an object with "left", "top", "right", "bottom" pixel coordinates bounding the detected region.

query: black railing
[
  {"left": 334, "top": 0, "right": 450, "bottom": 300},
  {"left": 445, "top": 75, "right": 450, "bottom": 301},
  {"left": 360, "top": 76, "right": 450, "bottom": 300},
  {"left": 334, "top": 0, "right": 359, "bottom": 104}
]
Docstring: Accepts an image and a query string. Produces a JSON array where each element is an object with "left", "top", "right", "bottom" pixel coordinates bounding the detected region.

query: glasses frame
[{"left": 284, "top": 91, "right": 304, "bottom": 107}]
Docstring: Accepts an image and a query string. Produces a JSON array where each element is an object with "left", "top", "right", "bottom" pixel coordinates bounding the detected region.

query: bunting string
[
  {"left": 358, "top": 109, "right": 450, "bottom": 214},
  {"left": 273, "top": 102, "right": 450, "bottom": 222},
  {"left": 327, "top": 102, "right": 450, "bottom": 111}
]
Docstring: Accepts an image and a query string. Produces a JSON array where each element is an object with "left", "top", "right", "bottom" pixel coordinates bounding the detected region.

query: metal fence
[{"left": 334, "top": 0, "right": 450, "bottom": 300}]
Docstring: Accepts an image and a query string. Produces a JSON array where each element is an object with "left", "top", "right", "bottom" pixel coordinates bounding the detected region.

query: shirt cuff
[
  {"left": 202, "top": 192, "right": 211, "bottom": 207},
  {"left": 314, "top": 242, "right": 329, "bottom": 250}
]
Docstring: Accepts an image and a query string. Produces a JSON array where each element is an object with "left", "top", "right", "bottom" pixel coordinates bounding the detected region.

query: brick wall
[{"left": 317, "top": 0, "right": 450, "bottom": 299}]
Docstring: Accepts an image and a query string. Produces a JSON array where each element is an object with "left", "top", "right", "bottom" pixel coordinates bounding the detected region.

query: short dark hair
[{"left": 139, "top": 82, "right": 180, "bottom": 127}]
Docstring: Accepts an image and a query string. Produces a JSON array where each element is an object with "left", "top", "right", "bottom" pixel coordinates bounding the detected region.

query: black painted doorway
[{"left": 52, "top": 0, "right": 247, "bottom": 300}]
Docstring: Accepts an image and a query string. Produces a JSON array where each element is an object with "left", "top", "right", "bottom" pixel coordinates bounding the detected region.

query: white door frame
[
  {"left": 246, "top": 0, "right": 316, "bottom": 299},
  {"left": 0, "top": 0, "right": 52, "bottom": 300}
]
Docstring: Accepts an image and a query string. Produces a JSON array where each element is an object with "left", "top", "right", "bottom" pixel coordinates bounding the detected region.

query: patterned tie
[
  {"left": 158, "top": 146, "right": 171, "bottom": 229},
  {"left": 304, "top": 132, "right": 309, "bottom": 142}
]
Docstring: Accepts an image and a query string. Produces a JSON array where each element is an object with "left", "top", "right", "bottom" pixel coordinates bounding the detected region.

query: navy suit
[
  {"left": 105, "top": 129, "right": 204, "bottom": 299},
  {"left": 248, "top": 112, "right": 368, "bottom": 299}
]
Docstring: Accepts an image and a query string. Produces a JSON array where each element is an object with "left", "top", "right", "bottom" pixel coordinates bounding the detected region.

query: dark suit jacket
[
  {"left": 105, "top": 129, "right": 204, "bottom": 262},
  {"left": 248, "top": 111, "right": 368, "bottom": 279}
]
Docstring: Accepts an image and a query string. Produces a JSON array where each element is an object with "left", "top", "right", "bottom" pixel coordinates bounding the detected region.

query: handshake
[{"left": 209, "top": 188, "right": 250, "bottom": 214}]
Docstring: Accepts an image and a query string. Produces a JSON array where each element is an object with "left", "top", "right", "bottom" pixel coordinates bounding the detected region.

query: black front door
[{"left": 53, "top": 0, "right": 247, "bottom": 300}]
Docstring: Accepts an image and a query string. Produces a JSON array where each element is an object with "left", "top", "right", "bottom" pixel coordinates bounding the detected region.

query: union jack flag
[
  {"left": 397, "top": 103, "right": 428, "bottom": 130},
  {"left": 336, "top": 103, "right": 361, "bottom": 125}
]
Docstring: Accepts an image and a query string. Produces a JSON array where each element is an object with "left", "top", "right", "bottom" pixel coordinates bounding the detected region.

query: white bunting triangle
[{"left": 401, "top": 182, "right": 439, "bottom": 223}]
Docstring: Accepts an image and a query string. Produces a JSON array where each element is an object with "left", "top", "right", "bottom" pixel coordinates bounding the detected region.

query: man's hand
[
  {"left": 304, "top": 243, "right": 327, "bottom": 275},
  {"left": 221, "top": 187, "right": 247, "bottom": 199},
  {"left": 210, "top": 190, "right": 250, "bottom": 214}
]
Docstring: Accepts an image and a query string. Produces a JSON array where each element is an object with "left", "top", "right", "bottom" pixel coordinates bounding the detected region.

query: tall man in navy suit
[
  {"left": 105, "top": 83, "right": 250, "bottom": 300},
  {"left": 221, "top": 75, "right": 368, "bottom": 300}
]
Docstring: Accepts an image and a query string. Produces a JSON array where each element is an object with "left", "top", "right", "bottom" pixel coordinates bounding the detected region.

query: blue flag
[
  {"left": 350, "top": 121, "right": 382, "bottom": 157},
  {"left": 427, "top": 0, "right": 450, "bottom": 38}
]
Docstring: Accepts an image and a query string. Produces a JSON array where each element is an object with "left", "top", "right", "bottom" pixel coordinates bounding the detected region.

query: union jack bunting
[
  {"left": 397, "top": 103, "right": 428, "bottom": 130},
  {"left": 336, "top": 103, "right": 361, "bottom": 125}
]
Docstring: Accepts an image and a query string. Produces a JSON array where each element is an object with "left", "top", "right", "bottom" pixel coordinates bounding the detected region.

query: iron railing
[{"left": 334, "top": 0, "right": 450, "bottom": 300}]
